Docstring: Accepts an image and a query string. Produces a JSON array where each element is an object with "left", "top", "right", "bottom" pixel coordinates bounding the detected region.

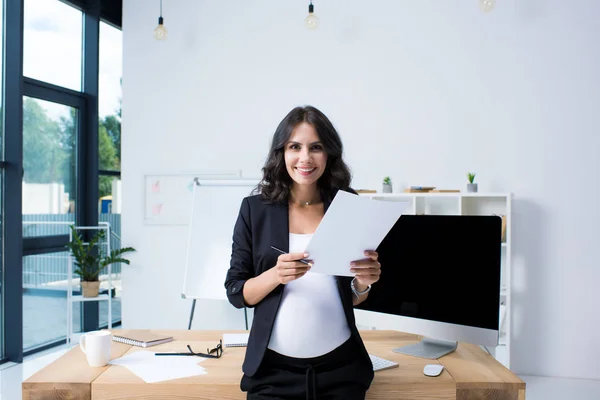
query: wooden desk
[{"left": 23, "top": 330, "right": 525, "bottom": 400}]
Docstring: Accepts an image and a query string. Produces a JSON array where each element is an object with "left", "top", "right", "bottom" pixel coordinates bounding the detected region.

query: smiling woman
[
  {"left": 225, "top": 106, "right": 377, "bottom": 400},
  {"left": 284, "top": 122, "right": 328, "bottom": 200},
  {"left": 258, "top": 106, "right": 353, "bottom": 206},
  {"left": 23, "top": 0, "right": 83, "bottom": 90}
]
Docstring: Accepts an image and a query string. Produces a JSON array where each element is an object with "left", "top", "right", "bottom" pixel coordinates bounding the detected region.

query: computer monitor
[{"left": 356, "top": 214, "right": 502, "bottom": 359}]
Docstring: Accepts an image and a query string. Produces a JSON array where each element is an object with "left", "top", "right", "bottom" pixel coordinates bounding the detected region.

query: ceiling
[
  {"left": 100, "top": 0, "right": 122, "bottom": 28},
  {"left": 62, "top": 0, "right": 122, "bottom": 29}
]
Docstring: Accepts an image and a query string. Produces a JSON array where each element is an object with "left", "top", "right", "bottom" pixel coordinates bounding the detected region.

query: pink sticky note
[
  {"left": 152, "top": 204, "right": 163, "bottom": 215},
  {"left": 152, "top": 180, "right": 160, "bottom": 193}
]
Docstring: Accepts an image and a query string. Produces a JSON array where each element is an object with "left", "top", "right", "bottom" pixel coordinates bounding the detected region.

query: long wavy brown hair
[{"left": 255, "top": 106, "right": 353, "bottom": 204}]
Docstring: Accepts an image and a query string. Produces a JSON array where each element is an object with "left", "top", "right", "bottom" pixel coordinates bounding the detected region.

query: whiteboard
[
  {"left": 143, "top": 171, "right": 241, "bottom": 225},
  {"left": 182, "top": 178, "right": 260, "bottom": 300}
]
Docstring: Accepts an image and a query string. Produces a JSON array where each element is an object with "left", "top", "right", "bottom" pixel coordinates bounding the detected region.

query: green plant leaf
[
  {"left": 100, "top": 247, "right": 136, "bottom": 268},
  {"left": 66, "top": 225, "right": 136, "bottom": 282}
]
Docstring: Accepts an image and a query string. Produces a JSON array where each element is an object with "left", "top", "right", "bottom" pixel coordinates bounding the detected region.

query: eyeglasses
[{"left": 155, "top": 340, "right": 223, "bottom": 358}]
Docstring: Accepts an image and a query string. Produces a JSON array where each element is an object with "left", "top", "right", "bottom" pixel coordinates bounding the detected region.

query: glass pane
[
  {"left": 99, "top": 177, "right": 122, "bottom": 325},
  {"left": 99, "top": 21, "right": 122, "bottom": 171},
  {"left": 24, "top": 0, "right": 82, "bottom": 90},
  {"left": 23, "top": 97, "right": 77, "bottom": 237},
  {"left": 98, "top": 176, "right": 121, "bottom": 212},
  {"left": 99, "top": 21, "right": 122, "bottom": 326},
  {"left": 23, "top": 252, "right": 82, "bottom": 350}
]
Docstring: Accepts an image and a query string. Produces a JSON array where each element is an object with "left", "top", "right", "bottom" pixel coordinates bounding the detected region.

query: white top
[{"left": 267, "top": 233, "right": 351, "bottom": 358}]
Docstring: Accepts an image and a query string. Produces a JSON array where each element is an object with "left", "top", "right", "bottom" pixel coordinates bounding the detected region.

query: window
[
  {"left": 2, "top": 0, "right": 123, "bottom": 362},
  {"left": 23, "top": 0, "right": 83, "bottom": 90},
  {"left": 99, "top": 21, "right": 122, "bottom": 173},
  {"left": 22, "top": 96, "right": 80, "bottom": 352},
  {"left": 22, "top": 97, "right": 77, "bottom": 238},
  {"left": 98, "top": 21, "right": 123, "bottom": 325},
  {"left": 23, "top": 253, "right": 82, "bottom": 350}
]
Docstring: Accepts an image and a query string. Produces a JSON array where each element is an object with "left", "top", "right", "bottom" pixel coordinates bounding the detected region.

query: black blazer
[{"left": 224, "top": 189, "right": 372, "bottom": 377}]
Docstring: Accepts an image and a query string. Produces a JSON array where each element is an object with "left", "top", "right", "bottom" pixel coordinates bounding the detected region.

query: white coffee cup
[{"left": 80, "top": 330, "right": 112, "bottom": 367}]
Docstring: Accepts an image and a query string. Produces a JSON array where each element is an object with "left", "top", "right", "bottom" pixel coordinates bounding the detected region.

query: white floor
[
  {"left": 2, "top": 345, "right": 600, "bottom": 400},
  {"left": 1, "top": 345, "right": 71, "bottom": 400}
]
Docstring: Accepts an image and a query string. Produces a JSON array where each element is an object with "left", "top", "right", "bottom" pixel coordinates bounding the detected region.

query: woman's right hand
[{"left": 272, "top": 252, "right": 312, "bottom": 284}]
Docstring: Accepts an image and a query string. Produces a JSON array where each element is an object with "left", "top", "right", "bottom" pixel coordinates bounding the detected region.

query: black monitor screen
[{"left": 357, "top": 215, "right": 502, "bottom": 331}]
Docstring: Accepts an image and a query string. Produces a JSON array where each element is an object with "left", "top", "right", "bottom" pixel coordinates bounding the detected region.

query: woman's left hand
[{"left": 350, "top": 250, "right": 381, "bottom": 287}]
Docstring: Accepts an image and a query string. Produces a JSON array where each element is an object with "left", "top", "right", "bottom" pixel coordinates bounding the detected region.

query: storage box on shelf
[{"left": 357, "top": 191, "right": 512, "bottom": 369}]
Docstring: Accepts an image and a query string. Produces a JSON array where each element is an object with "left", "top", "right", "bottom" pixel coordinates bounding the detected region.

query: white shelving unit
[
  {"left": 358, "top": 192, "right": 512, "bottom": 369},
  {"left": 66, "top": 223, "right": 113, "bottom": 345}
]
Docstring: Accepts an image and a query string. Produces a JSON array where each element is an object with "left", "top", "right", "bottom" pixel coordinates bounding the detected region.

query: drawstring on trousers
[{"left": 305, "top": 364, "right": 317, "bottom": 400}]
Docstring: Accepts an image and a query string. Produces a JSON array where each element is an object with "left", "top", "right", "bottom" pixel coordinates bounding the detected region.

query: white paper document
[
  {"left": 110, "top": 350, "right": 207, "bottom": 383},
  {"left": 305, "top": 191, "right": 410, "bottom": 277}
]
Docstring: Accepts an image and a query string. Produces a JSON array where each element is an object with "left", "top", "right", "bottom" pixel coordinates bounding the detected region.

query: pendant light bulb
[
  {"left": 154, "top": 0, "right": 167, "bottom": 40},
  {"left": 154, "top": 16, "right": 168, "bottom": 40},
  {"left": 305, "top": 1, "right": 319, "bottom": 30},
  {"left": 479, "top": 0, "right": 496, "bottom": 12}
]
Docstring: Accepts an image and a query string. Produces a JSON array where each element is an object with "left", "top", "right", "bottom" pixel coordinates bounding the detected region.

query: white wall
[{"left": 122, "top": 0, "right": 600, "bottom": 379}]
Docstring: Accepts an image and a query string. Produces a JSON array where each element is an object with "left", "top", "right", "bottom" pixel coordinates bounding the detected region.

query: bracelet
[{"left": 351, "top": 278, "right": 371, "bottom": 297}]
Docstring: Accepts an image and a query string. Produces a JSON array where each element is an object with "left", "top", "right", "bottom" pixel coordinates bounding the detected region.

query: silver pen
[{"left": 270, "top": 246, "right": 311, "bottom": 265}]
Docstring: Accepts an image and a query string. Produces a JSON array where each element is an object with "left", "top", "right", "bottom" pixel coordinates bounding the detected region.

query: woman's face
[{"left": 284, "top": 122, "right": 328, "bottom": 188}]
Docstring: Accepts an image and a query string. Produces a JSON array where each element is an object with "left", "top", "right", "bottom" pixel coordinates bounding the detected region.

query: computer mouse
[{"left": 423, "top": 364, "right": 444, "bottom": 377}]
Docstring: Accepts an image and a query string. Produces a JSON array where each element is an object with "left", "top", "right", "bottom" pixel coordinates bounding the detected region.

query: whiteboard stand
[
  {"left": 181, "top": 177, "right": 260, "bottom": 331},
  {"left": 187, "top": 297, "right": 197, "bottom": 330},
  {"left": 184, "top": 296, "right": 249, "bottom": 331}
]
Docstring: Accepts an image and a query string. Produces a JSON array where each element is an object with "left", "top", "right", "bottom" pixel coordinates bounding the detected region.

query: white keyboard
[{"left": 369, "top": 354, "right": 399, "bottom": 372}]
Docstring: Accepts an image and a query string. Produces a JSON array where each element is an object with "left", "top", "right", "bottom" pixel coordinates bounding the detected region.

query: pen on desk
[{"left": 270, "top": 246, "right": 311, "bottom": 265}]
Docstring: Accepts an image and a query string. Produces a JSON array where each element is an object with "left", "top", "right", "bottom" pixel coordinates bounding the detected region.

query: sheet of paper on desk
[
  {"left": 110, "top": 350, "right": 207, "bottom": 383},
  {"left": 305, "top": 190, "right": 410, "bottom": 277}
]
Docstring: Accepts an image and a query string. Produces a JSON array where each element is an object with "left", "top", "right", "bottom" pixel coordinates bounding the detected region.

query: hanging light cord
[{"left": 158, "top": 0, "right": 164, "bottom": 25}]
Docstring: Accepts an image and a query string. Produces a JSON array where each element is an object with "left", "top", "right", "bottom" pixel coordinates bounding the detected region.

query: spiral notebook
[
  {"left": 112, "top": 331, "right": 174, "bottom": 348},
  {"left": 222, "top": 333, "right": 249, "bottom": 347}
]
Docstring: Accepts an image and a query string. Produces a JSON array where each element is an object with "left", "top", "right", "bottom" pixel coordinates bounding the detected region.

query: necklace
[{"left": 290, "top": 194, "right": 321, "bottom": 206}]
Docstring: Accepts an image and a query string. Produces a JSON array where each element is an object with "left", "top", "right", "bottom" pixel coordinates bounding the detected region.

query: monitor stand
[{"left": 393, "top": 337, "right": 457, "bottom": 359}]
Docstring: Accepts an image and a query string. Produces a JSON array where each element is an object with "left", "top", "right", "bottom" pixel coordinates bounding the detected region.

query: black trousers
[{"left": 241, "top": 337, "right": 374, "bottom": 400}]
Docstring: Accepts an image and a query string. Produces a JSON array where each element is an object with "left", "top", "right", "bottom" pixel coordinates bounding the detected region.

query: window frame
[
  {"left": 22, "top": 78, "right": 86, "bottom": 256},
  {"left": 3, "top": 0, "right": 26, "bottom": 364},
  {"left": 1, "top": 0, "right": 118, "bottom": 364}
]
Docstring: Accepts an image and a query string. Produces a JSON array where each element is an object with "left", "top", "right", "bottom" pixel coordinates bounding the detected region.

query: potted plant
[
  {"left": 467, "top": 172, "right": 478, "bottom": 193},
  {"left": 382, "top": 176, "right": 393, "bottom": 193},
  {"left": 65, "top": 225, "right": 136, "bottom": 297}
]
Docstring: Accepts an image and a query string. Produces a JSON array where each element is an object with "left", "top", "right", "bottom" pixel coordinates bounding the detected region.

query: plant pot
[
  {"left": 81, "top": 281, "right": 100, "bottom": 298},
  {"left": 466, "top": 183, "right": 478, "bottom": 193},
  {"left": 382, "top": 184, "right": 393, "bottom": 193}
]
